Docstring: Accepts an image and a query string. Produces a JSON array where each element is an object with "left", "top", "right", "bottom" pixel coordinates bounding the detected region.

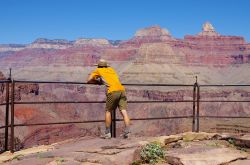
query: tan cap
[{"left": 94, "top": 59, "right": 110, "bottom": 67}]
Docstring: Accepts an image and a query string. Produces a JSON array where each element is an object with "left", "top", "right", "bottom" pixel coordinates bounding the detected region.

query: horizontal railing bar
[
  {"left": 13, "top": 116, "right": 193, "bottom": 127},
  {"left": 0, "top": 126, "right": 6, "bottom": 129},
  {"left": 123, "top": 84, "right": 193, "bottom": 87},
  {"left": 200, "top": 84, "right": 250, "bottom": 87},
  {"left": 14, "top": 80, "right": 193, "bottom": 86},
  {"left": 0, "top": 80, "right": 11, "bottom": 83},
  {"left": 14, "top": 80, "right": 86, "bottom": 84},
  {"left": 12, "top": 80, "right": 250, "bottom": 87},
  {"left": 129, "top": 100, "right": 193, "bottom": 103},
  {"left": 5, "top": 115, "right": 249, "bottom": 128},
  {"left": 199, "top": 116, "right": 250, "bottom": 118},
  {"left": 13, "top": 100, "right": 194, "bottom": 104},
  {"left": 14, "top": 101, "right": 105, "bottom": 104},
  {"left": 0, "top": 103, "right": 7, "bottom": 106},
  {"left": 130, "top": 116, "right": 193, "bottom": 121},
  {"left": 199, "top": 100, "right": 250, "bottom": 102},
  {"left": 14, "top": 120, "right": 105, "bottom": 127}
]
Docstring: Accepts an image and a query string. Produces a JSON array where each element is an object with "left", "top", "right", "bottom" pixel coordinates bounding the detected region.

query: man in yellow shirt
[{"left": 87, "top": 59, "right": 130, "bottom": 139}]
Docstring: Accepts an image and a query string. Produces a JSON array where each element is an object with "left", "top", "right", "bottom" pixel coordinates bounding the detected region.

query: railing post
[
  {"left": 111, "top": 108, "right": 116, "bottom": 138},
  {"left": 9, "top": 68, "right": 12, "bottom": 80},
  {"left": 10, "top": 80, "right": 15, "bottom": 153},
  {"left": 4, "top": 81, "right": 10, "bottom": 151},
  {"left": 192, "top": 82, "right": 197, "bottom": 132},
  {"left": 196, "top": 84, "right": 200, "bottom": 132}
]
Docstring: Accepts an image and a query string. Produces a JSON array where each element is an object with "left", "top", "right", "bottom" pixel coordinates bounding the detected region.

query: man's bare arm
[{"left": 87, "top": 76, "right": 97, "bottom": 84}]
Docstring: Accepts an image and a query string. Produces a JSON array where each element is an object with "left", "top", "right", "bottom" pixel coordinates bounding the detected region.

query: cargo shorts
[{"left": 106, "top": 90, "right": 127, "bottom": 112}]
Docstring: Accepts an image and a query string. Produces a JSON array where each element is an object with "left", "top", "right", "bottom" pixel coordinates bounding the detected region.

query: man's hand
[
  {"left": 87, "top": 76, "right": 103, "bottom": 85},
  {"left": 95, "top": 77, "right": 103, "bottom": 85}
]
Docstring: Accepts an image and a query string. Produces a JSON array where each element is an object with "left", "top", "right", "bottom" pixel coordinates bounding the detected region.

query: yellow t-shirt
[{"left": 88, "top": 67, "right": 125, "bottom": 93}]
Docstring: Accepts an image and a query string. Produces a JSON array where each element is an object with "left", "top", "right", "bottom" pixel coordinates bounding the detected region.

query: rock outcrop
[
  {"left": 0, "top": 132, "right": 249, "bottom": 165},
  {"left": 135, "top": 25, "right": 171, "bottom": 38},
  {"left": 121, "top": 26, "right": 172, "bottom": 47},
  {"left": 181, "top": 22, "right": 250, "bottom": 66},
  {"left": 199, "top": 22, "right": 220, "bottom": 36}
]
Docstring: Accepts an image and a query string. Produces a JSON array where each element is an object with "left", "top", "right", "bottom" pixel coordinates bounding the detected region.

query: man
[{"left": 87, "top": 59, "right": 130, "bottom": 139}]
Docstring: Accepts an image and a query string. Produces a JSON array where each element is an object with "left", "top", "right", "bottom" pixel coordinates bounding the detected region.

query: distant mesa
[
  {"left": 74, "top": 38, "right": 110, "bottom": 46},
  {"left": 198, "top": 22, "right": 220, "bottom": 36},
  {"left": 32, "top": 38, "right": 72, "bottom": 45},
  {"left": 0, "top": 44, "right": 26, "bottom": 52},
  {"left": 135, "top": 25, "right": 171, "bottom": 37},
  {"left": 28, "top": 38, "right": 73, "bottom": 49},
  {"left": 0, "top": 44, "right": 26, "bottom": 48}
]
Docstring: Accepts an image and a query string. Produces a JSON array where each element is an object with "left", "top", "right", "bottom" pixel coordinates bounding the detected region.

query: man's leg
[
  {"left": 100, "top": 110, "right": 112, "bottom": 139},
  {"left": 105, "top": 111, "right": 112, "bottom": 132},
  {"left": 120, "top": 109, "right": 130, "bottom": 138},
  {"left": 120, "top": 109, "right": 130, "bottom": 127},
  {"left": 119, "top": 91, "right": 131, "bottom": 138},
  {"left": 102, "top": 92, "right": 116, "bottom": 139}
]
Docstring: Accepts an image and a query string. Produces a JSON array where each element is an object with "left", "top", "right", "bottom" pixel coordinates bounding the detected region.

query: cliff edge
[{"left": 0, "top": 132, "right": 249, "bottom": 165}]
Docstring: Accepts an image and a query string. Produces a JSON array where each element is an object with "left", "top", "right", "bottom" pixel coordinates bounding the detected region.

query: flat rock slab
[
  {"left": 228, "top": 157, "right": 250, "bottom": 165},
  {"left": 166, "top": 144, "right": 248, "bottom": 165},
  {"left": 0, "top": 145, "right": 54, "bottom": 163},
  {"left": 0, "top": 137, "right": 149, "bottom": 165},
  {"left": 0, "top": 133, "right": 249, "bottom": 165}
]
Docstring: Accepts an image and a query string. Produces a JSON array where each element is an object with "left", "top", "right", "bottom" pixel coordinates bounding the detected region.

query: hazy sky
[{"left": 1, "top": 0, "right": 250, "bottom": 44}]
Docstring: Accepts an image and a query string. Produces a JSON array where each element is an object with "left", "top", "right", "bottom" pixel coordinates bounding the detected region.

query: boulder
[
  {"left": 151, "top": 135, "right": 183, "bottom": 146},
  {"left": 182, "top": 132, "right": 209, "bottom": 142}
]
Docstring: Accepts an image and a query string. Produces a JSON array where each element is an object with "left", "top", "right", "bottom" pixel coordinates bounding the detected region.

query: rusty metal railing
[
  {"left": 0, "top": 80, "right": 10, "bottom": 153},
  {"left": 1, "top": 79, "right": 250, "bottom": 153},
  {"left": 196, "top": 84, "right": 250, "bottom": 132}
]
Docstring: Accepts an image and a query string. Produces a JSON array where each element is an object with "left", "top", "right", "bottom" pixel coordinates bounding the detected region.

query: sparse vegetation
[
  {"left": 12, "top": 154, "right": 24, "bottom": 161},
  {"left": 131, "top": 160, "right": 141, "bottom": 165},
  {"left": 206, "top": 141, "right": 221, "bottom": 147},
  {"left": 228, "top": 138, "right": 235, "bottom": 145},
  {"left": 137, "top": 142, "right": 165, "bottom": 164},
  {"left": 56, "top": 157, "right": 66, "bottom": 163}
]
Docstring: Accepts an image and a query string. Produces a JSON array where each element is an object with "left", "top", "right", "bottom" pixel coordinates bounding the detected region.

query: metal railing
[
  {"left": 197, "top": 84, "right": 250, "bottom": 132},
  {"left": 0, "top": 80, "right": 10, "bottom": 153},
  {"left": 0, "top": 79, "right": 250, "bottom": 153}
]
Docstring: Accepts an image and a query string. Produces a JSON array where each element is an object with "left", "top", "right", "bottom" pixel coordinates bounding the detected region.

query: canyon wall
[{"left": 0, "top": 22, "right": 250, "bottom": 151}]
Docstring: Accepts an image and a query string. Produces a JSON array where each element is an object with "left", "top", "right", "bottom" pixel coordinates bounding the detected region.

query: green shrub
[
  {"left": 140, "top": 142, "right": 165, "bottom": 164},
  {"left": 228, "top": 138, "right": 235, "bottom": 145},
  {"left": 131, "top": 160, "right": 141, "bottom": 165}
]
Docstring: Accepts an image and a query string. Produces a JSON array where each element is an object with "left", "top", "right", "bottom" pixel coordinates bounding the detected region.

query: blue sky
[{"left": 0, "top": 0, "right": 250, "bottom": 44}]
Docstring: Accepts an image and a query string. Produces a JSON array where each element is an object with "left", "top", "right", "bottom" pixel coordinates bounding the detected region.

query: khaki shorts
[{"left": 106, "top": 91, "right": 127, "bottom": 112}]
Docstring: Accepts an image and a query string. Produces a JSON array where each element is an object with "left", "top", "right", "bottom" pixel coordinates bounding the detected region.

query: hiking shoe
[
  {"left": 121, "top": 131, "right": 131, "bottom": 139},
  {"left": 100, "top": 132, "right": 111, "bottom": 139}
]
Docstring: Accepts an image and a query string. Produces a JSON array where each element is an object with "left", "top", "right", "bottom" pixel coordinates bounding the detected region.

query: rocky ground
[{"left": 0, "top": 132, "right": 249, "bottom": 165}]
